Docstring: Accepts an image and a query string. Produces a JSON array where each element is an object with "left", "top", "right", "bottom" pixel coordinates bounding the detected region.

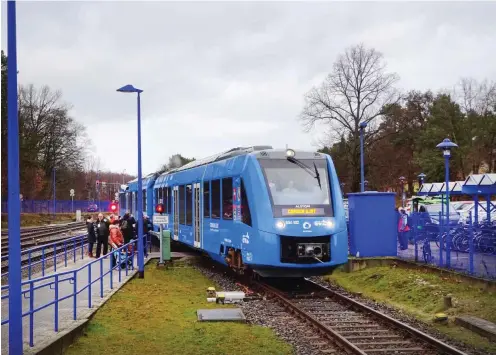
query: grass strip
[{"left": 65, "top": 264, "right": 292, "bottom": 355}]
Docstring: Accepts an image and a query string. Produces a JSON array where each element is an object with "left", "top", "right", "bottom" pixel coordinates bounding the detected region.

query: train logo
[{"left": 303, "top": 222, "right": 312, "bottom": 230}]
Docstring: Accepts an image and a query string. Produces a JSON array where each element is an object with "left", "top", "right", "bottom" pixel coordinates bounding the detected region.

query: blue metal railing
[
  {"left": 397, "top": 212, "right": 496, "bottom": 279},
  {"left": 1, "top": 234, "right": 89, "bottom": 280},
  {"left": 1, "top": 234, "right": 152, "bottom": 348}
]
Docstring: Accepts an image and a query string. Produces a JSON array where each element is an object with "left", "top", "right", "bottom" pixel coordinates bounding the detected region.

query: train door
[
  {"left": 173, "top": 186, "right": 179, "bottom": 240},
  {"left": 193, "top": 183, "right": 201, "bottom": 248}
]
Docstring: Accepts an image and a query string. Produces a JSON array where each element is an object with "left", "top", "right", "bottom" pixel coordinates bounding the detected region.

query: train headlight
[
  {"left": 286, "top": 149, "right": 295, "bottom": 158},
  {"left": 276, "top": 221, "right": 286, "bottom": 229}
]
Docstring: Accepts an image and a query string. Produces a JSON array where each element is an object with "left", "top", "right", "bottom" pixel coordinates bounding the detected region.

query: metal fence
[
  {"left": 1, "top": 233, "right": 152, "bottom": 348},
  {"left": 1, "top": 200, "right": 111, "bottom": 214},
  {"left": 397, "top": 212, "right": 496, "bottom": 279}
]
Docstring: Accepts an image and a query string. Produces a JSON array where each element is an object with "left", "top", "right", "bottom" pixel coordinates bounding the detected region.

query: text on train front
[{"left": 258, "top": 157, "right": 333, "bottom": 218}]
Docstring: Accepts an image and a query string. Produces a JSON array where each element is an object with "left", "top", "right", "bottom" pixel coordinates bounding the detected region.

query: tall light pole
[
  {"left": 7, "top": 1, "right": 24, "bottom": 353},
  {"left": 53, "top": 167, "right": 56, "bottom": 217},
  {"left": 417, "top": 172, "right": 426, "bottom": 192},
  {"left": 122, "top": 169, "right": 126, "bottom": 184},
  {"left": 436, "top": 138, "right": 458, "bottom": 268},
  {"left": 359, "top": 121, "right": 367, "bottom": 192},
  {"left": 399, "top": 176, "right": 406, "bottom": 208},
  {"left": 117, "top": 84, "right": 145, "bottom": 278}
]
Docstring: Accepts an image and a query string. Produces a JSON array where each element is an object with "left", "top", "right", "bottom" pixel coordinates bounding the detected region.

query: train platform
[
  {"left": 398, "top": 242, "right": 496, "bottom": 278},
  {"left": 1, "top": 248, "right": 184, "bottom": 355}
]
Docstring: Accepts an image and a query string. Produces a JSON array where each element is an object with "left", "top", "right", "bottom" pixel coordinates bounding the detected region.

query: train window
[
  {"left": 154, "top": 189, "right": 159, "bottom": 207},
  {"left": 222, "top": 178, "right": 233, "bottom": 220},
  {"left": 211, "top": 180, "right": 221, "bottom": 219},
  {"left": 240, "top": 179, "right": 252, "bottom": 226},
  {"left": 167, "top": 187, "right": 172, "bottom": 214},
  {"left": 203, "top": 181, "right": 210, "bottom": 218},
  {"left": 142, "top": 189, "right": 147, "bottom": 212},
  {"left": 186, "top": 184, "right": 192, "bottom": 226},
  {"left": 179, "top": 185, "right": 185, "bottom": 224}
]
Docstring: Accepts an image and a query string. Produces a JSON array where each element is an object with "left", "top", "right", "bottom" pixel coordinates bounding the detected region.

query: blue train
[{"left": 119, "top": 146, "right": 348, "bottom": 277}]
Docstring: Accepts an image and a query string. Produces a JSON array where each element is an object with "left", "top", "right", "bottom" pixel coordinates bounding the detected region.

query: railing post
[
  {"left": 100, "top": 258, "right": 103, "bottom": 298},
  {"left": 53, "top": 244, "right": 57, "bottom": 272},
  {"left": 29, "top": 281, "right": 34, "bottom": 347},
  {"left": 88, "top": 265, "right": 92, "bottom": 308},
  {"left": 54, "top": 274, "right": 59, "bottom": 331},
  {"left": 119, "top": 247, "right": 122, "bottom": 282},
  {"left": 413, "top": 213, "right": 418, "bottom": 262},
  {"left": 468, "top": 213, "right": 474, "bottom": 274},
  {"left": 28, "top": 251, "right": 32, "bottom": 280},
  {"left": 73, "top": 271, "right": 77, "bottom": 320},
  {"left": 109, "top": 250, "right": 113, "bottom": 289},
  {"left": 64, "top": 241, "right": 68, "bottom": 267},
  {"left": 42, "top": 247, "right": 46, "bottom": 276},
  {"left": 438, "top": 211, "right": 444, "bottom": 267}
]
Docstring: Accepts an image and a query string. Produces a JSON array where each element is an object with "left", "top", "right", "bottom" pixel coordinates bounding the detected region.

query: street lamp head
[
  {"left": 436, "top": 138, "right": 458, "bottom": 157},
  {"left": 116, "top": 84, "right": 143, "bottom": 93},
  {"left": 359, "top": 121, "right": 367, "bottom": 129}
]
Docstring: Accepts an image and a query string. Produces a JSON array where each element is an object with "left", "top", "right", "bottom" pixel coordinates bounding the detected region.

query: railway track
[
  {"left": 1, "top": 222, "right": 86, "bottom": 256},
  {"left": 250, "top": 277, "right": 467, "bottom": 355}
]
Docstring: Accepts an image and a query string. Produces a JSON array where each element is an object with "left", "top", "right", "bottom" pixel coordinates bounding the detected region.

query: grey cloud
[{"left": 2, "top": 1, "right": 495, "bottom": 174}]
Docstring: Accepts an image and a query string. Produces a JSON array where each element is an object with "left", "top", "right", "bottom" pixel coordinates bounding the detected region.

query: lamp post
[
  {"left": 399, "top": 176, "right": 406, "bottom": 208},
  {"left": 340, "top": 182, "right": 345, "bottom": 197},
  {"left": 436, "top": 138, "right": 458, "bottom": 268},
  {"left": 359, "top": 121, "right": 367, "bottom": 192},
  {"left": 117, "top": 84, "right": 145, "bottom": 278},
  {"left": 122, "top": 169, "right": 126, "bottom": 184},
  {"left": 7, "top": 1, "right": 23, "bottom": 353},
  {"left": 53, "top": 167, "right": 56, "bottom": 217},
  {"left": 417, "top": 173, "right": 426, "bottom": 192}
]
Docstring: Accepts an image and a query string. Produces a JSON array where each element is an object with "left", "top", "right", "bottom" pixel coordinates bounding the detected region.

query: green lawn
[
  {"left": 325, "top": 266, "right": 496, "bottom": 353},
  {"left": 64, "top": 264, "right": 293, "bottom": 355}
]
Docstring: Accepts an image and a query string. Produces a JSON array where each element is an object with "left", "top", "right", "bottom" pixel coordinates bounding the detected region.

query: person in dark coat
[
  {"left": 86, "top": 215, "right": 97, "bottom": 258},
  {"left": 95, "top": 213, "right": 110, "bottom": 257},
  {"left": 120, "top": 213, "right": 134, "bottom": 244}
]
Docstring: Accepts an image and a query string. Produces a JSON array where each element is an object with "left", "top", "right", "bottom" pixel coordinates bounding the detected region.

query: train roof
[
  {"left": 124, "top": 146, "right": 329, "bottom": 187},
  {"left": 159, "top": 145, "right": 273, "bottom": 176}
]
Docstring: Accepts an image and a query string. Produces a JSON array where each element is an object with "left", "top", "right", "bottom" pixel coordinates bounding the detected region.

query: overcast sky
[{"left": 2, "top": 1, "right": 495, "bottom": 176}]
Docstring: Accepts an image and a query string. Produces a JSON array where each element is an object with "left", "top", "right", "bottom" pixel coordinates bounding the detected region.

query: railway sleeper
[
  {"left": 337, "top": 329, "right": 391, "bottom": 335},
  {"left": 352, "top": 341, "right": 413, "bottom": 346},
  {"left": 345, "top": 334, "right": 403, "bottom": 340},
  {"left": 330, "top": 324, "right": 380, "bottom": 330},
  {"left": 361, "top": 347, "right": 426, "bottom": 353}
]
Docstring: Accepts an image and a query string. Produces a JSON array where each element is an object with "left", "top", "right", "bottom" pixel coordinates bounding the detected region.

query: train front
[{"left": 249, "top": 148, "right": 348, "bottom": 278}]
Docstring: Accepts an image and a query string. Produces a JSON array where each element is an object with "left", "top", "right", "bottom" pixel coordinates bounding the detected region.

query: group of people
[{"left": 85, "top": 212, "right": 150, "bottom": 261}]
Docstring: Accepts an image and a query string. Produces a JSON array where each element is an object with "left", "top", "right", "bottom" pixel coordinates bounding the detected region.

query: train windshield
[{"left": 259, "top": 158, "right": 333, "bottom": 217}]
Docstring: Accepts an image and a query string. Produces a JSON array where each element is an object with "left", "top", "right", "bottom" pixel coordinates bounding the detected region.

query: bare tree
[{"left": 300, "top": 43, "right": 399, "bottom": 191}]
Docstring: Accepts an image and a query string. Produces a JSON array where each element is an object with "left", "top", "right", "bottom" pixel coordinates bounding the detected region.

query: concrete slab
[
  {"left": 455, "top": 315, "right": 496, "bottom": 342},
  {"left": 197, "top": 308, "right": 246, "bottom": 322},
  {"left": 1, "top": 251, "right": 150, "bottom": 355}
]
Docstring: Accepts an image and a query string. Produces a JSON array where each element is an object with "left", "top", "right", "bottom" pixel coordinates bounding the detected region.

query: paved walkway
[
  {"left": 398, "top": 242, "right": 496, "bottom": 279},
  {"left": 1, "top": 249, "right": 151, "bottom": 354}
]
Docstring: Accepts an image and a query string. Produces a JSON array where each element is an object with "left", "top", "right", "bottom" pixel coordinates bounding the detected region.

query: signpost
[
  {"left": 153, "top": 215, "right": 169, "bottom": 265},
  {"left": 70, "top": 188, "right": 75, "bottom": 212}
]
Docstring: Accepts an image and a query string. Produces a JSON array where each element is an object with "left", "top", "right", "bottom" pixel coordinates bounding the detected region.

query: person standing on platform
[
  {"left": 398, "top": 208, "right": 410, "bottom": 250},
  {"left": 120, "top": 213, "right": 134, "bottom": 244},
  {"left": 86, "top": 215, "right": 97, "bottom": 258},
  {"left": 95, "top": 213, "right": 110, "bottom": 257}
]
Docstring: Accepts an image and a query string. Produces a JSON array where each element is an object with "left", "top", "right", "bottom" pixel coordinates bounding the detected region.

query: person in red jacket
[{"left": 109, "top": 222, "right": 124, "bottom": 268}]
